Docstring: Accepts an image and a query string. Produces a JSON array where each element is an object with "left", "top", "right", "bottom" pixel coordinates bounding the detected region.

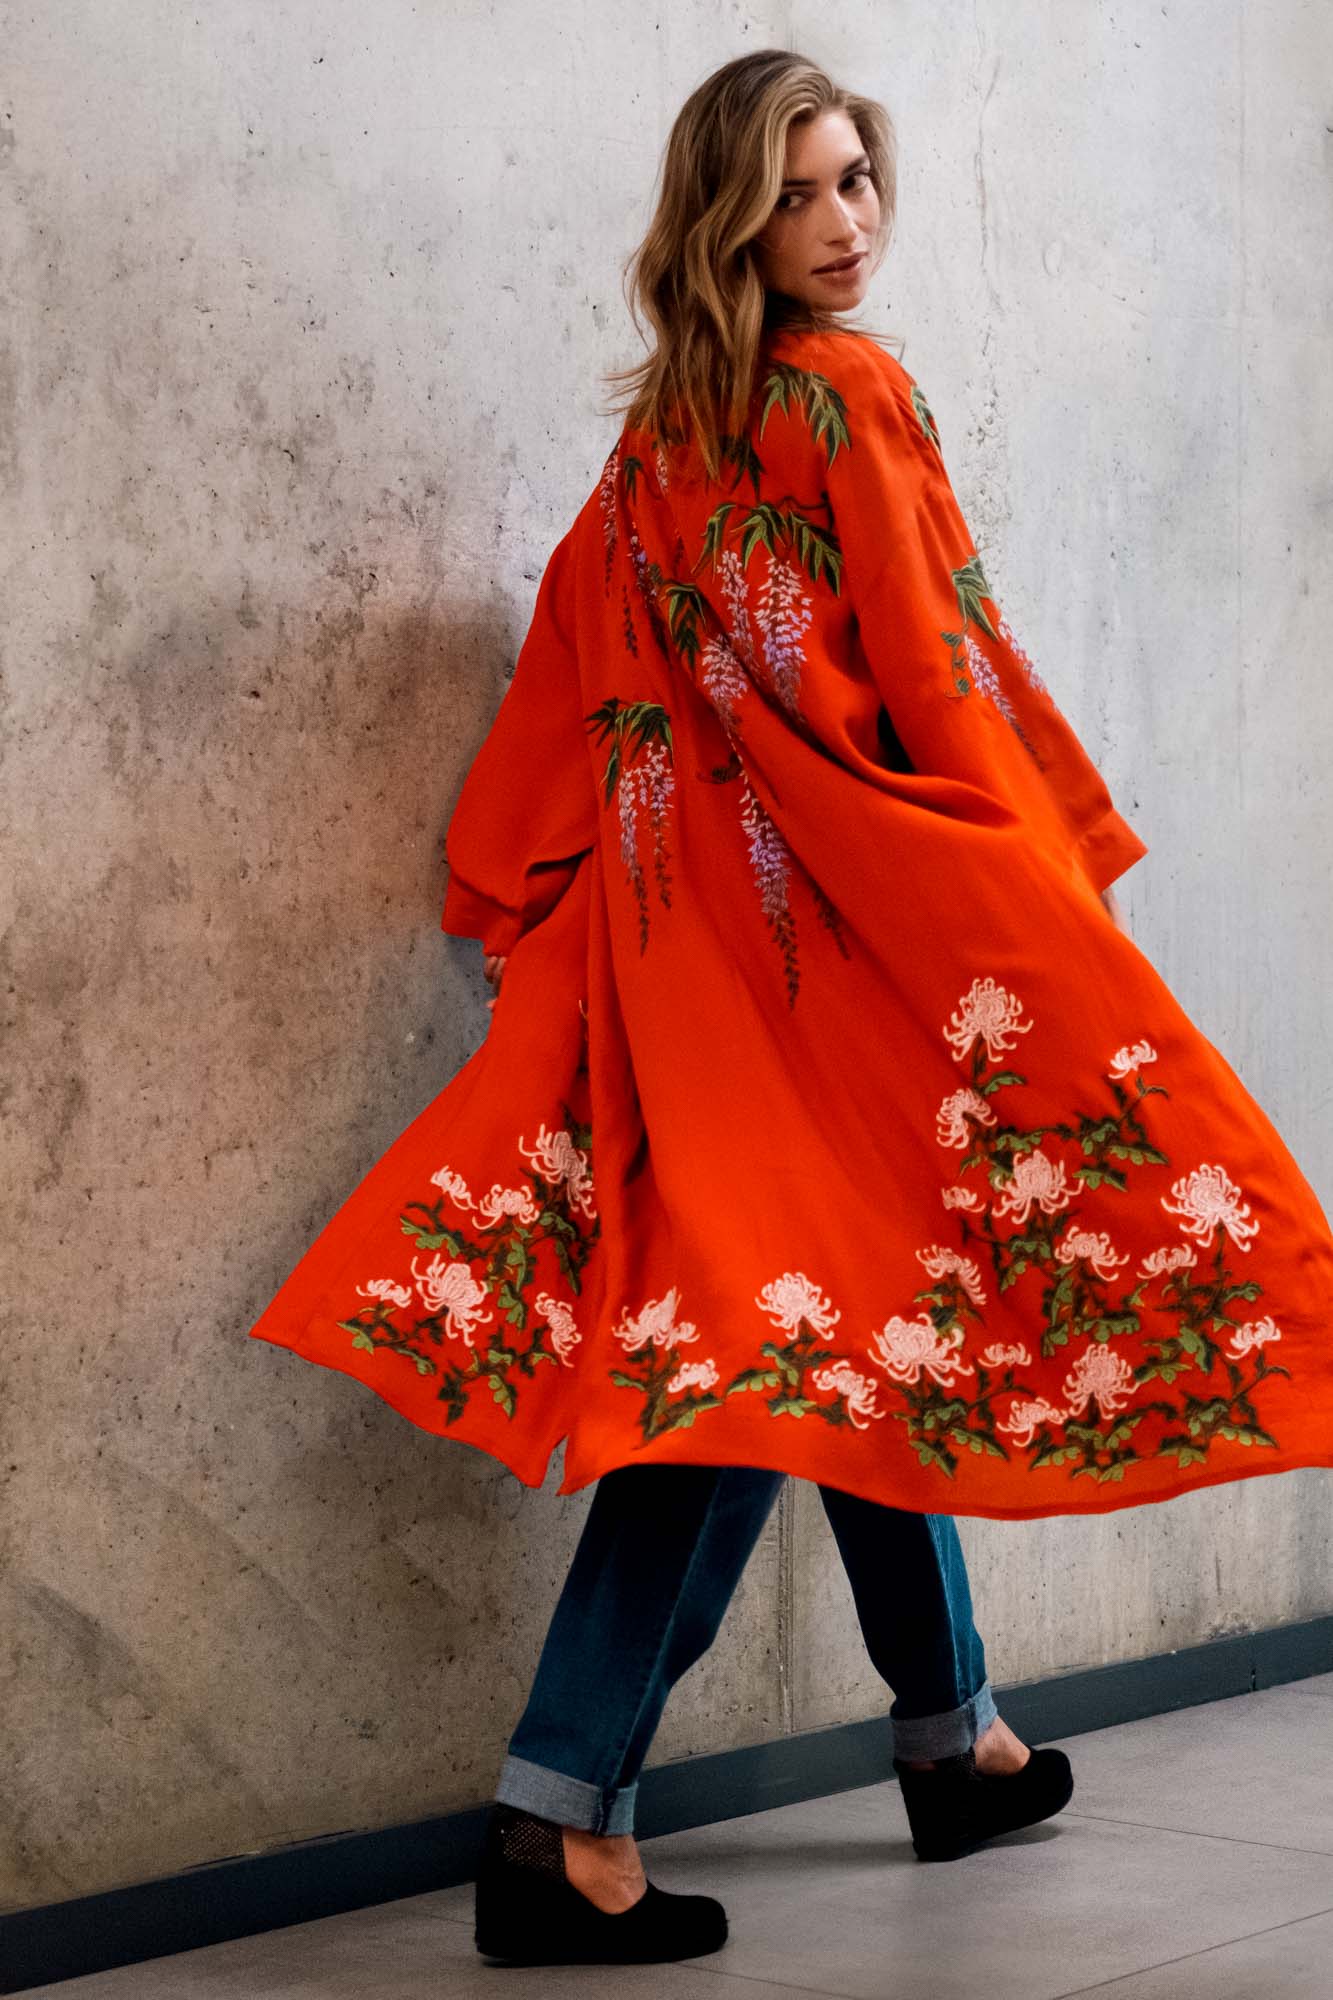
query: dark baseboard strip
[{"left": 7, "top": 1613, "right": 1332, "bottom": 1993}]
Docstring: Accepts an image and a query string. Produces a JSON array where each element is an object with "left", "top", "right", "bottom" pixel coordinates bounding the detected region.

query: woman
[{"left": 249, "top": 48, "right": 1333, "bottom": 1972}]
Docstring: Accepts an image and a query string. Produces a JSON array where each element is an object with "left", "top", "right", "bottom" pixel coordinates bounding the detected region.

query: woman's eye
[{"left": 773, "top": 171, "right": 869, "bottom": 217}]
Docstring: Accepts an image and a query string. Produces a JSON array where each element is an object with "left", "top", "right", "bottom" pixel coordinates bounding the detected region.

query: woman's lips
[{"left": 814, "top": 252, "right": 865, "bottom": 277}]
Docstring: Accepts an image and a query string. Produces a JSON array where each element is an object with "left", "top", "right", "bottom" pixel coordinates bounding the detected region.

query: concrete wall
[{"left": 4, "top": 0, "right": 1331, "bottom": 1913}]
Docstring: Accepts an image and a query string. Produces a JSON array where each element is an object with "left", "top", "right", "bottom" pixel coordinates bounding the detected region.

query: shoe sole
[
  {"left": 912, "top": 1760, "right": 1076, "bottom": 1862},
  {"left": 475, "top": 1921, "right": 729, "bottom": 1965}
]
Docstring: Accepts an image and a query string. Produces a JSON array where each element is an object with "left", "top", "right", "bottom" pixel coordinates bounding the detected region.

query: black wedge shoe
[
  {"left": 893, "top": 1742, "right": 1075, "bottom": 1861},
  {"left": 473, "top": 1802, "right": 729, "bottom": 1965}
]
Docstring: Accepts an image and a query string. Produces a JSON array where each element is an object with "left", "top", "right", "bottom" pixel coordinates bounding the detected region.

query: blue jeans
[{"left": 496, "top": 1464, "right": 997, "bottom": 1835}]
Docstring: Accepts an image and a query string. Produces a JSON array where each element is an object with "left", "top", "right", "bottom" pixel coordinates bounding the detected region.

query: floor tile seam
[
  {"left": 1046, "top": 1897, "right": 1333, "bottom": 1999},
  {"left": 673, "top": 1961, "right": 855, "bottom": 1997},
  {"left": 1061, "top": 1806, "right": 1333, "bottom": 1858}
]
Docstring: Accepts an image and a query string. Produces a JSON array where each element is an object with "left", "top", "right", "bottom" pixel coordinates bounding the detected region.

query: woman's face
[{"left": 750, "top": 108, "right": 881, "bottom": 312}]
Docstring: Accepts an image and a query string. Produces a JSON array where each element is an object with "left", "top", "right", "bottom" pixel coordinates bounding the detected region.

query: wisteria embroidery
[{"left": 585, "top": 696, "right": 676, "bottom": 950}]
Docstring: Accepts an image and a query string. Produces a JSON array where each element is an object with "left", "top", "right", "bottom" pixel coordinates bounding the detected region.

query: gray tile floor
[{"left": 29, "top": 1675, "right": 1333, "bottom": 1998}]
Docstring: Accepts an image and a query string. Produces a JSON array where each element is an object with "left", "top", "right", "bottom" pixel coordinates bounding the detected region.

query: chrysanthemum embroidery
[
  {"left": 610, "top": 1269, "right": 885, "bottom": 1437},
  {"left": 585, "top": 696, "right": 676, "bottom": 950},
  {"left": 910, "top": 972, "right": 1290, "bottom": 1480},
  {"left": 338, "top": 1118, "right": 599, "bottom": 1424},
  {"left": 729, "top": 1271, "right": 883, "bottom": 1428},
  {"left": 608, "top": 1287, "right": 725, "bottom": 1441}
]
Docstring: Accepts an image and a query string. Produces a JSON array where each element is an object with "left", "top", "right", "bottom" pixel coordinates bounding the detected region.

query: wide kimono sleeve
[
  {"left": 822, "top": 340, "right": 1148, "bottom": 895},
  {"left": 441, "top": 520, "right": 600, "bottom": 957}
]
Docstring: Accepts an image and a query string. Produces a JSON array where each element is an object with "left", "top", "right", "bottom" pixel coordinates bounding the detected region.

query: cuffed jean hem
[
  {"left": 890, "top": 1677, "right": 998, "bottom": 1761},
  {"left": 495, "top": 1752, "right": 638, "bottom": 1836}
]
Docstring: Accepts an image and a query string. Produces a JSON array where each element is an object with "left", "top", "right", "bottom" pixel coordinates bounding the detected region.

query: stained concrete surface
[{"left": 4, "top": 0, "right": 1333, "bottom": 1919}]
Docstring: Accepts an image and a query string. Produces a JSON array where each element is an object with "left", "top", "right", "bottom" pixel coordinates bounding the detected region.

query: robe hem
[
  {"left": 557, "top": 1434, "right": 1333, "bottom": 1522},
  {"left": 250, "top": 1325, "right": 1333, "bottom": 1524},
  {"left": 247, "top": 1324, "right": 560, "bottom": 1491}
]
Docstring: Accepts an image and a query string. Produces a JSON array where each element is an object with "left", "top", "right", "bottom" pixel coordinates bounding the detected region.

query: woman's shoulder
[
  {"left": 762, "top": 325, "right": 942, "bottom": 464},
  {"left": 765, "top": 323, "right": 912, "bottom": 395}
]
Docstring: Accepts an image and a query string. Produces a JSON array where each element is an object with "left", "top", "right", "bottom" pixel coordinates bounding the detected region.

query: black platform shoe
[
  {"left": 893, "top": 1742, "right": 1075, "bottom": 1861},
  {"left": 473, "top": 1802, "right": 729, "bottom": 1965}
]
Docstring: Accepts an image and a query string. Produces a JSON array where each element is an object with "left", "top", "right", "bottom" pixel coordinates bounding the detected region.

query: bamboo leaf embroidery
[
  {"left": 910, "top": 381, "right": 941, "bottom": 453},
  {"left": 759, "top": 360, "right": 852, "bottom": 466}
]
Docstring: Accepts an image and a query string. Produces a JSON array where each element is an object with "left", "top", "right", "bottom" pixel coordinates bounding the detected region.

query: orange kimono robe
[{"left": 249, "top": 326, "right": 1333, "bottom": 1520}]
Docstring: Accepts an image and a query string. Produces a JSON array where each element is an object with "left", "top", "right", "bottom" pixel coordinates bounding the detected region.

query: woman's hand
[
  {"left": 1100, "top": 885, "right": 1132, "bottom": 938},
  {"left": 483, "top": 952, "right": 507, "bottom": 1014}
]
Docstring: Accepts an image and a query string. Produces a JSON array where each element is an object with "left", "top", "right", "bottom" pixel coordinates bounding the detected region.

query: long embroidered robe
[{"left": 248, "top": 325, "right": 1333, "bottom": 1520}]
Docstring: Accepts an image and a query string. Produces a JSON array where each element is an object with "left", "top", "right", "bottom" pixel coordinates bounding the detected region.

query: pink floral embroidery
[
  {"left": 869, "top": 1312, "right": 976, "bottom": 1388},
  {"left": 980, "top": 1341, "right": 1031, "bottom": 1368},
  {"left": 936, "top": 1085, "right": 999, "bottom": 1150},
  {"left": 754, "top": 552, "right": 812, "bottom": 713},
  {"left": 1226, "top": 1315, "right": 1281, "bottom": 1359},
  {"left": 756, "top": 1271, "right": 841, "bottom": 1335},
  {"left": 1160, "top": 1162, "right": 1260, "bottom": 1252},
  {"left": 995, "top": 611, "right": 1052, "bottom": 696},
  {"left": 719, "top": 548, "right": 757, "bottom": 669},
  {"left": 1108, "top": 1039, "right": 1158, "bottom": 1081},
  {"left": 1062, "top": 1344, "right": 1138, "bottom": 1419},
  {"left": 700, "top": 632, "right": 748, "bottom": 734},
  {"left": 598, "top": 442, "right": 620, "bottom": 579},
  {"left": 667, "top": 1357, "right": 721, "bottom": 1395},
  {"left": 1138, "top": 1244, "right": 1198, "bottom": 1279},
  {"left": 1054, "top": 1227, "right": 1130, "bottom": 1281},
  {"left": 916, "top": 1244, "right": 988, "bottom": 1305},
  {"left": 534, "top": 1290, "right": 581, "bottom": 1367},
  {"left": 430, "top": 1166, "right": 474, "bottom": 1206},
  {"left": 739, "top": 774, "right": 798, "bottom": 1007},
  {"left": 963, "top": 634, "right": 1021, "bottom": 731},
  {"left": 518, "top": 1124, "right": 596, "bottom": 1220},
  {"left": 614, "top": 1286, "right": 698, "bottom": 1353},
  {"left": 998, "top": 1396, "right": 1067, "bottom": 1446},
  {"left": 356, "top": 1277, "right": 414, "bottom": 1313},
  {"left": 474, "top": 1183, "right": 541, "bottom": 1227},
  {"left": 992, "top": 1149, "right": 1076, "bottom": 1226},
  {"left": 943, "top": 976, "right": 1034, "bottom": 1062},
  {"left": 410, "top": 1253, "right": 493, "bottom": 1343},
  {"left": 810, "top": 1361, "right": 884, "bottom": 1428}
]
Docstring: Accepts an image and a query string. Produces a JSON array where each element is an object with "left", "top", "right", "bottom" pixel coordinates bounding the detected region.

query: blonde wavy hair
[{"left": 603, "top": 49, "right": 899, "bottom": 480}]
